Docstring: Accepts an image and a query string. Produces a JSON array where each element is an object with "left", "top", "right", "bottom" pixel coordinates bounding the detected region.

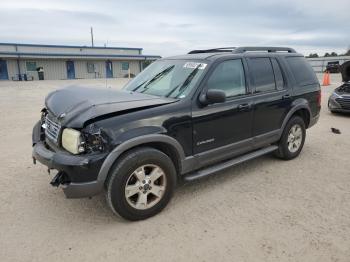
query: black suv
[{"left": 32, "top": 47, "right": 321, "bottom": 220}]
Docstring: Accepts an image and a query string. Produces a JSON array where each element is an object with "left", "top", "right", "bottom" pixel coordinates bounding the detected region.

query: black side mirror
[{"left": 199, "top": 89, "right": 226, "bottom": 106}]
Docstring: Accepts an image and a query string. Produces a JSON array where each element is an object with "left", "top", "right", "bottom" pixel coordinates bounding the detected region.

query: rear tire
[
  {"left": 106, "top": 147, "right": 176, "bottom": 221},
  {"left": 275, "top": 116, "right": 306, "bottom": 160}
]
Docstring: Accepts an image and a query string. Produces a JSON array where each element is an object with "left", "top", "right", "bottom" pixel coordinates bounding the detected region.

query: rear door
[{"left": 247, "top": 57, "right": 291, "bottom": 147}]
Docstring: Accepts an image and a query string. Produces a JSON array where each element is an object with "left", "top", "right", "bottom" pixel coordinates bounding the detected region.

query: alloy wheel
[
  {"left": 287, "top": 124, "right": 303, "bottom": 153},
  {"left": 124, "top": 164, "right": 167, "bottom": 210}
]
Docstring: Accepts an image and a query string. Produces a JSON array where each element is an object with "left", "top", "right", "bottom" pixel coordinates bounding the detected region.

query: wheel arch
[
  {"left": 280, "top": 101, "right": 311, "bottom": 136},
  {"left": 97, "top": 134, "right": 186, "bottom": 187}
]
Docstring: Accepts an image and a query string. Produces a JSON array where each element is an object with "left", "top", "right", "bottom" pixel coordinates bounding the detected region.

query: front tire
[
  {"left": 106, "top": 147, "right": 176, "bottom": 221},
  {"left": 275, "top": 116, "right": 306, "bottom": 160}
]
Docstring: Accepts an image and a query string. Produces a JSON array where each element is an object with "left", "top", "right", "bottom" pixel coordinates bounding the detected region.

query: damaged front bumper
[{"left": 32, "top": 121, "right": 107, "bottom": 198}]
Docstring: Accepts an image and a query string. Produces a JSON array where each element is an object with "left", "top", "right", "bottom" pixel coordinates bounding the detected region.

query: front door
[
  {"left": 106, "top": 61, "right": 113, "bottom": 78},
  {"left": 66, "top": 61, "right": 75, "bottom": 79},
  {"left": 0, "top": 60, "right": 9, "bottom": 80},
  {"left": 192, "top": 59, "right": 253, "bottom": 166}
]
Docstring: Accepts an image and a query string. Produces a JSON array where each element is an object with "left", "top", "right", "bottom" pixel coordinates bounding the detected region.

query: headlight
[
  {"left": 62, "top": 128, "right": 85, "bottom": 154},
  {"left": 332, "top": 92, "right": 342, "bottom": 98}
]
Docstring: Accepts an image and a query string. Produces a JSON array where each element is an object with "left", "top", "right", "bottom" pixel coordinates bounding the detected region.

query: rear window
[
  {"left": 248, "top": 58, "right": 276, "bottom": 93},
  {"left": 286, "top": 57, "right": 318, "bottom": 86}
]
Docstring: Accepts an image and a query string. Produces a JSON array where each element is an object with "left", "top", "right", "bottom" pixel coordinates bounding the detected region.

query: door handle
[
  {"left": 282, "top": 94, "right": 291, "bottom": 100},
  {"left": 237, "top": 103, "right": 251, "bottom": 111}
]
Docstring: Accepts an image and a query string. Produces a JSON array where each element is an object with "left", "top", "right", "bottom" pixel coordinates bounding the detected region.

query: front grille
[
  {"left": 335, "top": 97, "right": 350, "bottom": 109},
  {"left": 45, "top": 115, "right": 61, "bottom": 143}
]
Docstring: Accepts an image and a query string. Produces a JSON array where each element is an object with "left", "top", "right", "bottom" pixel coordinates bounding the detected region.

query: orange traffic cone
[{"left": 322, "top": 71, "right": 330, "bottom": 86}]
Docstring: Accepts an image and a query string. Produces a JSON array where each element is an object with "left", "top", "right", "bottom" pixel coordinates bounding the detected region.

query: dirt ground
[{"left": 0, "top": 74, "right": 349, "bottom": 262}]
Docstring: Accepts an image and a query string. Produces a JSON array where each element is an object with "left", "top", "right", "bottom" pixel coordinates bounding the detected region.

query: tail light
[{"left": 316, "top": 90, "right": 321, "bottom": 107}]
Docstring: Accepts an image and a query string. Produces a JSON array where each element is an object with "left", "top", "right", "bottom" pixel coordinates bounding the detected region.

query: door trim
[{"left": 182, "top": 129, "right": 281, "bottom": 175}]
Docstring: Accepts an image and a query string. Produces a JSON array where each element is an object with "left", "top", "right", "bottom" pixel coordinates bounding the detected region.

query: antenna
[{"left": 90, "top": 27, "right": 94, "bottom": 47}]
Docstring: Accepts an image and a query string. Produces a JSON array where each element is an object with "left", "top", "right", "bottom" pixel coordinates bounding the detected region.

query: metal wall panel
[
  {"left": 112, "top": 61, "right": 140, "bottom": 78},
  {"left": 6, "top": 59, "right": 19, "bottom": 80},
  {"left": 19, "top": 60, "right": 66, "bottom": 80},
  {"left": 75, "top": 60, "right": 109, "bottom": 79},
  {"left": 307, "top": 56, "right": 350, "bottom": 72},
  {"left": 4, "top": 45, "right": 141, "bottom": 56}
]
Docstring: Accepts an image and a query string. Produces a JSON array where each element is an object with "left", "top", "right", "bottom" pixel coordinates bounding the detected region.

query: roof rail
[
  {"left": 188, "top": 47, "right": 236, "bottom": 54},
  {"left": 188, "top": 46, "right": 296, "bottom": 55},
  {"left": 232, "top": 47, "right": 296, "bottom": 53}
]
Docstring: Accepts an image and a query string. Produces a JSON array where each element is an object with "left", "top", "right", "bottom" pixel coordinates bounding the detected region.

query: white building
[{"left": 0, "top": 43, "right": 161, "bottom": 81}]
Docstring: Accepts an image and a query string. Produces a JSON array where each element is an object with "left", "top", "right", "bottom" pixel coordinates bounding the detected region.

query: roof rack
[
  {"left": 232, "top": 47, "right": 296, "bottom": 53},
  {"left": 188, "top": 47, "right": 236, "bottom": 54},
  {"left": 188, "top": 46, "right": 296, "bottom": 54}
]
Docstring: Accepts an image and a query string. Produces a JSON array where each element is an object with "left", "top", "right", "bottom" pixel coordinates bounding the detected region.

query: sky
[{"left": 0, "top": 0, "right": 349, "bottom": 57}]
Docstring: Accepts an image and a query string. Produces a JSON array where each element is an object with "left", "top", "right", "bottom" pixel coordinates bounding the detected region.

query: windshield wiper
[
  {"left": 165, "top": 65, "right": 200, "bottom": 98},
  {"left": 131, "top": 65, "right": 175, "bottom": 92},
  {"left": 131, "top": 79, "right": 148, "bottom": 92}
]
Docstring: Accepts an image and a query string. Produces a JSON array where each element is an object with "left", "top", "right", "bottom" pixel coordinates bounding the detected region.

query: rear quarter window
[{"left": 286, "top": 57, "right": 318, "bottom": 86}]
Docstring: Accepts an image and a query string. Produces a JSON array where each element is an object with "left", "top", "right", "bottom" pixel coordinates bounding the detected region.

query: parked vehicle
[
  {"left": 32, "top": 47, "right": 321, "bottom": 220},
  {"left": 328, "top": 61, "right": 350, "bottom": 113},
  {"left": 326, "top": 61, "right": 340, "bottom": 73}
]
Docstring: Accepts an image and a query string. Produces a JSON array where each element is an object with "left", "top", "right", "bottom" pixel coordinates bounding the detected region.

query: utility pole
[{"left": 90, "top": 27, "right": 94, "bottom": 47}]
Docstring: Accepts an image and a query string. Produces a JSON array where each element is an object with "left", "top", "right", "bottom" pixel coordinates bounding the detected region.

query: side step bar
[{"left": 183, "top": 145, "right": 278, "bottom": 181}]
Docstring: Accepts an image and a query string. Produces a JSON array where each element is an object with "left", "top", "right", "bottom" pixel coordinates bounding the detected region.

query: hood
[
  {"left": 45, "top": 86, "right": 176, "bottom": 128},
  {"left": 335, "top": 82, "right": 350, "bottom": 95}
]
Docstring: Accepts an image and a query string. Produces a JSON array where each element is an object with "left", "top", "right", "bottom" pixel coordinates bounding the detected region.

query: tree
[
  {"left": 324, "top": 52, "right": 338, "bottom": 57},
  {"left": 344, "top": 49, "right": 350, "bottom": 56},
  {"left": 306, "top": 53, "right": 319, "bottom": 58}
]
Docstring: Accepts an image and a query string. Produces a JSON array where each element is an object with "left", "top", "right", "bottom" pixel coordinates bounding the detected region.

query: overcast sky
[{"left": 0, "top": 0, "right": 349, "bottom": 57}]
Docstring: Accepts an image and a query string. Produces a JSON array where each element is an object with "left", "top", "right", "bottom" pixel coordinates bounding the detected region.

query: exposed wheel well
[{"left": 292, "top": 108, "right": 310, "bottom": 128}]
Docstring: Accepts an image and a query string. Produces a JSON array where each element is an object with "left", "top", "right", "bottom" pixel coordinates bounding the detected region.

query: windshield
[{"left": 123, "top": 60, "right": 207, "bottom": 99}]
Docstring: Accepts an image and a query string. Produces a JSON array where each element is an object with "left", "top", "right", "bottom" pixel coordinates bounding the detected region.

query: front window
[
  {"left": 124, "top": 60, "right": 207, "bottom": 99},
  {"left": 206, "top": 59, "right": 246, "bottom": 97}
]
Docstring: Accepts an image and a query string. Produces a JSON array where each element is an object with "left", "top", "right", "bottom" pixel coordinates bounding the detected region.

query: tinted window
[
  {"left": 248, "top": 58, "right": 276, "bottom": 93},
  {"left": 286, "top": 57, "right": 318, "bottom": 86},
  {"left": 271, "top": 58, "right": 284, "bottom": 90},
  {"left": 207, "top": 59, "right": 246, "bottom": 97}
]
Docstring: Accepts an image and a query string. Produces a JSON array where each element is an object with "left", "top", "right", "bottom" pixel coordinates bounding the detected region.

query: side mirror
[{"left": 199, "top": 89, "right": 226, "bottom": 106}]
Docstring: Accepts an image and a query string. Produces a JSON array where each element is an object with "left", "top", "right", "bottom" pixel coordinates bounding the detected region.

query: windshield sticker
[{"left": 183, "top": 62, "right": 207, "bottom": 70}]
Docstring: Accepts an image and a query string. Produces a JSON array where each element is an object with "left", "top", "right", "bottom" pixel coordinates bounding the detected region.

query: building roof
[
  {"left": 0, "top": 42, "right": 143, "bottom": 51},
  {"left": 0, "top": 42, "right": 161, "bottom": 60}
]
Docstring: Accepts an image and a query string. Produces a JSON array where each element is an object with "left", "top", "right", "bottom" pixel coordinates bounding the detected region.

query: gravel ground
[{"left": 0, "top": 74, "right": 349, "bottom": 262}]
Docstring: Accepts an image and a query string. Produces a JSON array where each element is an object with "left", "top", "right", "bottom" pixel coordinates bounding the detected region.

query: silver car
[{"left": 328, "top": 61, "right": 350, "bottom": 113}]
